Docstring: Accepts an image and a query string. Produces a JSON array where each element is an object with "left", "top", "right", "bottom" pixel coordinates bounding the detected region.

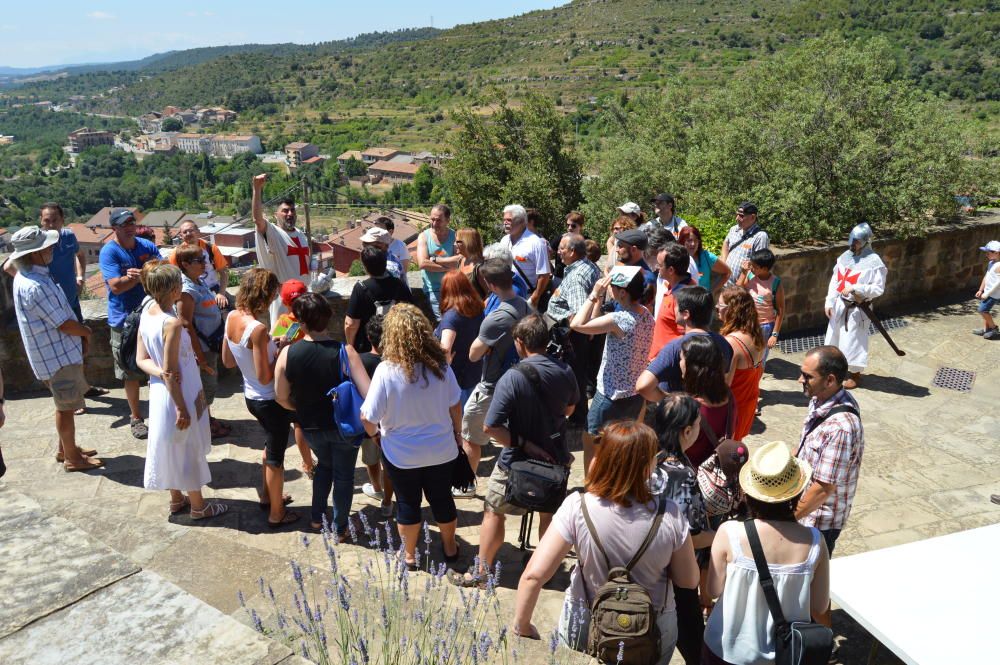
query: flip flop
[
  {"left": 56, "top": 448, "right": 98, "bottom": 463},
  {"left": 63, "top": 457, "right": 104, "bottom": 472},
  {"left": 267, "top": 510, "right": 301, "bottom": 529}
]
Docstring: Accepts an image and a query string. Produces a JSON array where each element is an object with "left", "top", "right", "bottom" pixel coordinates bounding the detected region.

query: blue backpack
[{"left": 326, "top": 345, "right": 365, "bottom": 446}]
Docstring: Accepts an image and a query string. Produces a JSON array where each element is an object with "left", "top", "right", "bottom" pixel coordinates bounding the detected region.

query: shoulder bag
[
  {"left": 326, "top": 344, "right": 365, "bottom": 446},
  {"left": 744, "top": 520, "right": 833, "bottom": 665},
  {"left": 502, "top": 362, "right": 570, "bottom": 514}
]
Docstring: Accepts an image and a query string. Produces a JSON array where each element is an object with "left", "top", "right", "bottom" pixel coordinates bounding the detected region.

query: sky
[{"left": 0, "top": 1, "right": 565, "bottom": 69}]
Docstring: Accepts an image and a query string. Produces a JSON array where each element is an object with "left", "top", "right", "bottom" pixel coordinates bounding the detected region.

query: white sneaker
[
  {"left": 362, "top": 483, "right": 384, "bottom": 501},
  {"left": 452, "top": 484, "right": 476, "bottom": 499}
]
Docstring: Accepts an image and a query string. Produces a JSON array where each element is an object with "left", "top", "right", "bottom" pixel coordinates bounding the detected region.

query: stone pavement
[{"left": 1, "top": 294, "right": 998, "bottom": 664}]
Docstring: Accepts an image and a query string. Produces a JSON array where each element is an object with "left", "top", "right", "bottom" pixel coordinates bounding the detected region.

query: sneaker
[
  {"left": 130, "top": 418, "right": 148, "bottom": 439},
  {"left": 985, "top": 327, "right": 1000, "bottom": 340},
  {"left": 972, "top": 328, "right": 988, "bottom": 336},
  {"left": 362, "top": 482, "right": 384, "bottom": 501},
  {"left": 452, "top": 484, "right": 476, "bottom": 499}
]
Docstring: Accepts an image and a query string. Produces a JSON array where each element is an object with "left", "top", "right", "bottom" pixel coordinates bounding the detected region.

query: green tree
[
  {"left": 161, "top": 117, "right": 183, "bottom": 132},
  {"left": 343, "top": 157, "right": 366, "bottom": 178},
  {"left": 445, "top": 92, "right": 582, "bottom": 242},
  {"left": 412, "top": 163, "right": 434, "bottom": 202},
  {"left": 154, "top": 189, "right": 176, "bottom": 209}
]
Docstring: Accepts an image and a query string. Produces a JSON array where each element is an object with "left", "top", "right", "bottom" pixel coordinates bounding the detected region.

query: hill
[{"left": 1, "top": 0, "right": 996, "bottom": 157}]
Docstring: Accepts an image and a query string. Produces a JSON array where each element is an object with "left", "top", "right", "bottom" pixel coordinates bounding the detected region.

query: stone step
[{"left": 0, "top": 486, "right": 311, "bottom": 665}]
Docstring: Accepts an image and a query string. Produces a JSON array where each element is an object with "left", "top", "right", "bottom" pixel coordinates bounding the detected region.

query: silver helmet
[{"left": 848, "top": 222, "right": 873, "bottom": 249}]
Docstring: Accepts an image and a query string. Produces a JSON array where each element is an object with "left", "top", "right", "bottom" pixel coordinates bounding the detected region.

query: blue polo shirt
[
  {"left": 99, "top": 237, "right": 162, "bottom": 327},
  {"left": 48, "top": 228, "right": 81, "bottom": 312},
  {"left": 646, "top": 330, "right": 733, "bottom": 393}
]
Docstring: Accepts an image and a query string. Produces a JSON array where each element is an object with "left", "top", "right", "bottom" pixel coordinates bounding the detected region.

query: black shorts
[{"left": 245, "top": 398, "right": 293, "bottom": 466}]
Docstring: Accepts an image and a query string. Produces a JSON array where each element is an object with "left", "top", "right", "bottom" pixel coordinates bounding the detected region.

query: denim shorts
[
  {"left": 586, "top": 391, "right": 644, "bottom": 435},
  {"left": 978, "top": 296, "right": 998, "bottom": 314}
]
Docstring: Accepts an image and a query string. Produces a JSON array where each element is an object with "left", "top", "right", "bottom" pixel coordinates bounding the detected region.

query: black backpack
[
  {"left": 582, "top": 493, "right": 667, "bottom": 665},
  {"left": 115, "top": 296, "right": 152, "bottom": 374}
]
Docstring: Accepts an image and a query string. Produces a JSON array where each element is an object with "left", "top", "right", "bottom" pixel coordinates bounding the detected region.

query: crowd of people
[{"left": 9, "top": 177, "right": 997, "bottom": 664}]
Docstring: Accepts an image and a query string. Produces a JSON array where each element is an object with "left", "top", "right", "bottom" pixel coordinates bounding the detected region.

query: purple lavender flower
[
  {"left": 348, "top": 516, "right": 358, "bottom": 543},
  {"left": 258, "top": 577, "right": 265, "bottom": 595},
  {"left": 237, "top": 590, "right": 246, "bottom": 608},
  {"left": 250, "top": 608, "right": 263, "bottom": 633},
  {"left": 267, "top": 585, "right": 276, "bottom": 604},
  {"left": 549, "top": 630, "right": 559, "bottom": 654},
  {"left": 616, "top": 640, "right": 625, "bottom": 663},
  {"left": 300, "top": 533, "right": 310, "bottom": 549},
  {"left": 338, "top": 581, "right": 350, "bottom": 611}
]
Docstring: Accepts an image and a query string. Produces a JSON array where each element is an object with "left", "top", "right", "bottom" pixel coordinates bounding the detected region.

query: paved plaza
[{"left": 1, "top": 294, "right": 998, "bottom": 664}]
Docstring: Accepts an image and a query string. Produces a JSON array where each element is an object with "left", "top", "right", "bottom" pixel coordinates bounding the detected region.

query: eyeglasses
[{"left": 566, "top": 223, "right": 579, "bottom": 229}]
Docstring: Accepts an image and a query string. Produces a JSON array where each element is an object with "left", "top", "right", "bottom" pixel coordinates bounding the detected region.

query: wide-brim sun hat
[
  {"left": 10, "top": 226, "right": 59, "bottom": 260},
  {"left": 739, "top": 440, "right": 812, "bottom": 503}
]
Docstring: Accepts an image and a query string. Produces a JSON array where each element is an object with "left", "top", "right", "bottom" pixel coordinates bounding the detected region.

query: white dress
[
  {"left": 140, "top": 308, "right": 212, "bottom": 491},
  {"left": 823, "top": 247, "right": 887, "bottom": 372}
]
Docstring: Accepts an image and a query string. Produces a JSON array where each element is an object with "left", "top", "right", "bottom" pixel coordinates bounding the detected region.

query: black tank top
[{"left": 284, "top": 338, "right": 342, "bottom": 430}]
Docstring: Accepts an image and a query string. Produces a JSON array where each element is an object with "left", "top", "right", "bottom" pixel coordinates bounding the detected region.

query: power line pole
[{"left": 302, "top": 173, "right": 314, "bottom": 276}]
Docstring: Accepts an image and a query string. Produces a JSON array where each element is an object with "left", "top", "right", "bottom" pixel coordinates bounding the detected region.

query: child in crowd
[
  {"left": 736, "top": 248, "right": 785, "bottom": 364},
  {"left": 269, "top": 279, "right": 315, "bottom": 478},
  {"left": 973, "top": 240, "right": 1000, "bottom": 340}
]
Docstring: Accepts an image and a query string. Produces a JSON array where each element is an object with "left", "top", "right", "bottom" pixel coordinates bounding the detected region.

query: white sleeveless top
[
  {"left": 227, "top": 312, "right": 277, "bottom": 401},
  {"left": 703, "top": 520, "right": 822, "bottom": 665}
]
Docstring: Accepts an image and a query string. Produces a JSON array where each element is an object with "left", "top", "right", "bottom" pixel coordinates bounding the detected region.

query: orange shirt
[{"left": 648, "top": 278, "right": 696, "bottom": 360}]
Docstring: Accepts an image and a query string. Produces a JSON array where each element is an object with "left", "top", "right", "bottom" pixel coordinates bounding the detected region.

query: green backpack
[{"left": 581, "top": 494, "right": 667, "bottom": 665}]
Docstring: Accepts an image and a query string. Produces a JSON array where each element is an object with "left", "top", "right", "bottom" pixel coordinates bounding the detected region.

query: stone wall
[
  {"left": 3, "top": 212, "right": 998, "bottom": 393},
  {"left": 0, "top": 268, "right": 429, "bottom": 394},
  {"left": 774, "top": 211, "right": 1000, "bottom": 331}
]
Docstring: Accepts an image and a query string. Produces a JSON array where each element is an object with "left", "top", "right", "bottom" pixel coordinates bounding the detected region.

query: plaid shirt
[
  {"left": 545, "top": 258, "right": 600, "bottom": 323},
  {"left": 723, "top": 223, "right": 769, "bottom": 285},
  {"left": 797, "top": 388, "right": 864, "bottom": 530},
  {"left": 13, "top": 265, "right": 81, "bottom": 380}
]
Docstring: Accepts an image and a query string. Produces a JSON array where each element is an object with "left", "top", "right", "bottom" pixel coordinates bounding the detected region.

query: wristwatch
[{"left": 431, "top": 256, "right": 438, "bottom": 264}]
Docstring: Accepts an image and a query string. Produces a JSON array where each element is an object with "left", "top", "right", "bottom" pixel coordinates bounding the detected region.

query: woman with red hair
[
  {"left": 718, "top": 286, "right": 765, "bottom": 440},
  {"left": 679, "top": 226, "right": 731, "bottom": 296},
  {"left": 435, "top": 270, "right": 485, "bottom": 407}
]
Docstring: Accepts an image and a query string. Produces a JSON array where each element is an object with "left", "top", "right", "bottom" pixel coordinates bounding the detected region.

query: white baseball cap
[
  {"left": 617, "top": 201, "right": 641, "bottom": 215},
  {"left": 360, "top": 226, "right": 390, "bottom": 244},
  {"left": 980, "top": 240, "right": 1000, "bottom": 252}
]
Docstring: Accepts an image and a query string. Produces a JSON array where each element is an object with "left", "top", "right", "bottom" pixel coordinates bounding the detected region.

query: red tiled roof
[{"left": 368, "top": 160, "right": 420, "bottom": 175}]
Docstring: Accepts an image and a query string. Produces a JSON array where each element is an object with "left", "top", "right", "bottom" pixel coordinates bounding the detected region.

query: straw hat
[{"left": 739, "top": 441, "right": 812, "bottom": 503}]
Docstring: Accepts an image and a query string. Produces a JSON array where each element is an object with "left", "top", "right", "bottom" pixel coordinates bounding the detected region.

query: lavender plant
[{"left": 238, "top": 515, "right": 581, "bottom": 665}]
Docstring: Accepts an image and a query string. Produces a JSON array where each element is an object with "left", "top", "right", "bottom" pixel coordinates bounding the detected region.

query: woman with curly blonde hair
[
  {"left": 718, "top": 286, "right": 765, "bottom": 440},
  {"left": 361, "top": 303, "right": 462, "bottom": 569}
]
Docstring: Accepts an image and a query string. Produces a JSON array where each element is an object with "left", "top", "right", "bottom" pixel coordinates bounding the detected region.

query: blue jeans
[
  {"left": 424, "top": 287, "right": 441, "bottom": 321},
  {"left": 302, "top": 428, "right": 360, "bottom": 534},
  {"left": 586, "top": 391, "right": 644, "bottom": 435},
  {"left": 760, "top": 321, "right": 775, "bottom": 364}
]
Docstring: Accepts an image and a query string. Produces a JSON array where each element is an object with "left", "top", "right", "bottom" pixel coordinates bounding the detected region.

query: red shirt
[{"left": 648, "top": 277, "right": 696, "bottom": 360}]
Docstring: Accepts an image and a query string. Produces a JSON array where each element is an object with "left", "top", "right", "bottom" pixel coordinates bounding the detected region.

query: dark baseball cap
[
  {"left": 615, "top": 228, "right": 648, "bottom": 250},
  {"left": 651, "top": 193, "right": 675, "bottom": 204},
  {"left": 737, "top": 202, "right": 758, "bottom": 215},
  {"left": 109, "top": 207, "right": 136, "bottom": 227}
]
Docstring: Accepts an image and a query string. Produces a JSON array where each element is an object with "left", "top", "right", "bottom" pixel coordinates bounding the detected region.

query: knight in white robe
[
  {"left": 823, "top": 223, "right": 887, "bottom": 385},
  {"left": 252, "top": 174, "right": 311, "bottom": 323}
]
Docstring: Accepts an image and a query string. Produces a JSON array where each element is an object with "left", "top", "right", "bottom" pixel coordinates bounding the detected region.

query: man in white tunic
[
  {"left": 252, "top": 173, "right": 311, "bottom": 323},
  {"left": 823, "top": 223, "right": 887, "bottom": 389}
]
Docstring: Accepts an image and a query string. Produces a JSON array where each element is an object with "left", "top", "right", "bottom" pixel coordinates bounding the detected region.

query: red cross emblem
[
  {"left": 286, "top": 235, "right": 309, "bottom": 275},
  {"left": 836, "top": 267, "right": 860, "bottom": 293}
]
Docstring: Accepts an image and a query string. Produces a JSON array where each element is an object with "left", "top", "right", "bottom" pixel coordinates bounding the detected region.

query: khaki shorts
[
  {"left": 360, "top": 436, "right": 380, "bottom": 466},
  {"left": 44, "top": 364, "right": 88, "bottom": 412},
  {"left": 483, "top": 463, "right": 526, "bottom": 516},
  {"left": 460, "top": 383, "right": 494, "bottom": 446},
  {"left": 110, "top": 326, "right": 148, "bottom": 382}
]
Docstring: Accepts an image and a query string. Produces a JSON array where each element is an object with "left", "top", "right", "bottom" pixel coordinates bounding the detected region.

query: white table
[{"left": 830, "top": 523, "right": 999, "bottom": 665}]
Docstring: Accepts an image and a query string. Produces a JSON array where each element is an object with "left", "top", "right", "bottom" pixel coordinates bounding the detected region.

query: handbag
[
  {"left": 451, "top": 445, "right": 476, "bottom": 490},
  {"left": 744, "top": 520, "right": 833, "bottom": 665},
  {"left": 697, "top": 454, "right": 742, "bottom": 517},
  {"left": 326, "top": 345, "right": 365, "bottom": 446},
  {"left": 196, "top": 319, "right": 225, "bottom": 354}
]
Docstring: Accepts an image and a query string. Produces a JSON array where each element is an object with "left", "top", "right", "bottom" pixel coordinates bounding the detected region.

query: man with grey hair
[
  {"left": 546, "top": 232, "right": 600, "bottom": 426},
  {"left": 11, "top": 226, "right": 103, "bottom": 471},
  {"left": 499, "top": 204, "right": 551, "bottom": 310}
]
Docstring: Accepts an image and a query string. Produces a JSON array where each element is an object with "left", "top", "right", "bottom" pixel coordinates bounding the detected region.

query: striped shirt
[
  {"left": 797, "top": 389, "right": 864, "bottom": 531},
  {"left": 723, "top": 223, "right": 769, "bottom": 285},
  {"left": 13, "top": 265, "right": 82, "bottom": 380},
  {"left": 545, "top": 258, "right": 600, "bottom": 323}
]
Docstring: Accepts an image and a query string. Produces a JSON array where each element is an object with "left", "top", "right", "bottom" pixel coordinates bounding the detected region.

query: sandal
[
  {"left": 258, "top": 494, "right": 293, "bottom": 511},
  {"left": 169, "top": 497, "right": 191, "bottom": 515},
  {"left": 63, "top": 457, "right": 104, "bottom": 472},
  {"left": 209, "top": 419, "right": 232, "bottom": 439},
  {"left": 442, "top": 543, "right": 460, "bottom": 564},
  {"left": 190, "top": 502, "right": 229, "bottom": 520},
  {"left": 446, "top": 568, "right": 488, "bottom": 589},
  {"left": 405, "top": 560, "right": 419, "bottom": 572},
  {"left": 302, "top": 463, "right": 316, "bottom": 480},
  {"left": 84, "top": 386, "right": 110, "bottom": 398},
  {"left": 56, "top": 447, "right": 98, "bottom": 463},
  {"left": 267, "top": 509, "right": 301, "bottom": 529}
]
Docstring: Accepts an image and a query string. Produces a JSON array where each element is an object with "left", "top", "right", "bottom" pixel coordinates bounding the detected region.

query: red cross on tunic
[
  {"left": 836, "top": 267, "right": 860, "bottom": 293},
  {"left": 286, "top": 235, "right": 309, "bottom": 275}
]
